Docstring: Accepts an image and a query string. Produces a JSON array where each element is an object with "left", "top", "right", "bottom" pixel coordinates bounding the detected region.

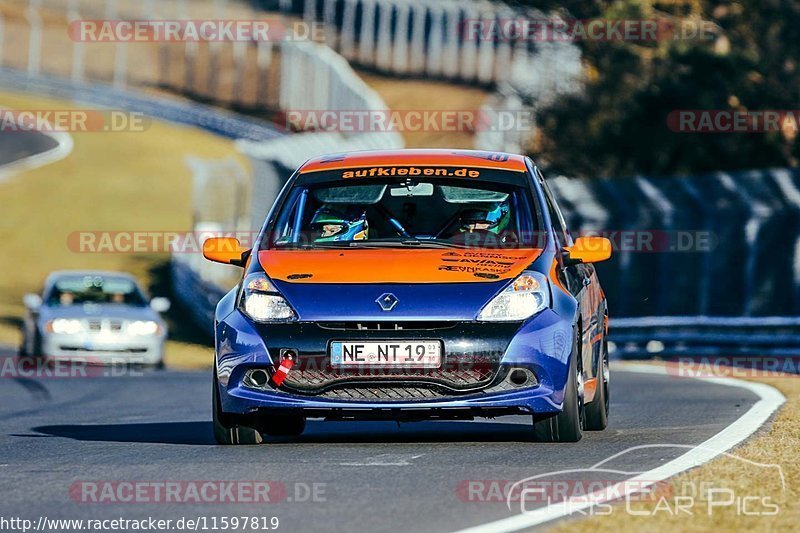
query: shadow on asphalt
[
  {"left": 31, "top": 419, "right": 537, "bottom": 445},
  {"left": 31, "top": 422, "right": 215, "bottom": 445}
]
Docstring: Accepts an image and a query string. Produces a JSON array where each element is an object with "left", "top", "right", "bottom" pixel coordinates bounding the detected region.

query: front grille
[
  {"left": 60, "top": 346, "right": 147, "bottom": 353},
  {"left": 317, "top": 322, "right": 457, "bottom": 331},
  {"left": 281, "top": 361, "right": 499, "bottom": 393},
  {"left": 319, "top": 386, "right": 452, "bottom": 401},
  {"left": 83, "top": 319, "right": 128, "bottom": 333}
]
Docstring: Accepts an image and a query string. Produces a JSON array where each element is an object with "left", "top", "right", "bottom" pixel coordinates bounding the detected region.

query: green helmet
[
  {"left": 459, "top": 201, "right": 511, "bottom": 234},
  {"left": 310, "top": 205, "right": 369, "bottom": 242}
]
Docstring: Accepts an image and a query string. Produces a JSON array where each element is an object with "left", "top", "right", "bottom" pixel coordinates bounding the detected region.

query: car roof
[
  {"left": 44, "top": 270, "right": 139, "bottom": 288},
  {"left": 298, "top": 149, "right": 529, "bottom": 174}
]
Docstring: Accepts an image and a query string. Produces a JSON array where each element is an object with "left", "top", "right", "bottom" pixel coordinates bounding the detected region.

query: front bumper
[
  {"left": 41, "top": 332, "right": 165, "bottom": 365},
  {"left": 215, "top": 309, "right": 574, "bottom": 418}
]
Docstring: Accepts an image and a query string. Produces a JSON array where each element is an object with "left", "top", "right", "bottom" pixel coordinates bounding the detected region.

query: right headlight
[
  {"left": 477, "top": 272, "right": 550, "bottom": 322},
  {"left": 238, "top": 273, "right": 297, "bottom": 322}
]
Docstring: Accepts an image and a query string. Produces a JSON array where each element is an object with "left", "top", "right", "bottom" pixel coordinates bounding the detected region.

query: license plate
[{"left": 330, "top": 341, "right": 441, "bottom": 368}]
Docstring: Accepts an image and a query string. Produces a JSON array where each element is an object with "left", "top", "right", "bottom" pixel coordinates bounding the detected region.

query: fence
[{"left": 276, "top": 0, "right": 583, "bottom": 90}]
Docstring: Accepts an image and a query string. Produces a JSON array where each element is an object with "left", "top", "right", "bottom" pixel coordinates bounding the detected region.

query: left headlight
[
  {"left": 239, "top": 273, "right": 297, "bottom": 322},
  {"left": 49, "top": 318, "right": 84, "bottom": 335},
  {"left": 127, "top": 320, "right": 161, "bottom": 336},
  {"left": 477, "top": 272, "right": 550, "bottom": 322}
]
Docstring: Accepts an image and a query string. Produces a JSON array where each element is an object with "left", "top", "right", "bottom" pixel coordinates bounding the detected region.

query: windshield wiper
[
  {"left": 398, "top": 239, "right": 467, "bottom": 248},
  {"left": 341, "top": 239, "right": 469, "bottom": 249}
]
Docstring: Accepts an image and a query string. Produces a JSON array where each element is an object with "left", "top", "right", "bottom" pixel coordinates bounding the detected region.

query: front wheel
[
  {"left": 534, "top": 332, "right": 584, "bottom": 442},
  {"left": 212, "top": 371, "right": 262, "bottom": 445}
]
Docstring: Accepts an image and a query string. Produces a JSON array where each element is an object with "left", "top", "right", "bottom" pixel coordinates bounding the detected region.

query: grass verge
[
  {"left": 0, "top": 90, "right": 247, "bottom": 369},
  {"left": 356, "top": 70, "right": 489, "bottom": 149}
]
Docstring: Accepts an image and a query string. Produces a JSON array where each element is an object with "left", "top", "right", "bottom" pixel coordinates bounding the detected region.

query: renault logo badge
[{"left": 376, "top": 293, "right": 399, "bottom": 311}]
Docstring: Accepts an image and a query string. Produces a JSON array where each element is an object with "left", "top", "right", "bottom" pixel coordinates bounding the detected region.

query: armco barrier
[{"left": 0, "top": 68, "right": 282, "bottom": 142}]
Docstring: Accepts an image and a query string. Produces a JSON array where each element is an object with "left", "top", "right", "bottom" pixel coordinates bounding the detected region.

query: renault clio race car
[{"left": 205, "top": 150, "right": 611, "bottom": 444}]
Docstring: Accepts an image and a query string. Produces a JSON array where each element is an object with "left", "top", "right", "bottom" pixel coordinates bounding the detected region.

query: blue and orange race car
[{"left": 204, "top": 149, "right": 611, "bottom": 443}]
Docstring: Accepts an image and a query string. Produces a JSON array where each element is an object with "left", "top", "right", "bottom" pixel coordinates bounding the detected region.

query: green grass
[{"left": 0, "top": 90, "right": 248, "bottom": 369}]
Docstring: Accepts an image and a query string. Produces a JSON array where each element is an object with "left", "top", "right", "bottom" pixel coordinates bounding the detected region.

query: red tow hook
[{"left": 271, "top": 352, "right": 296, "bottom": 386}]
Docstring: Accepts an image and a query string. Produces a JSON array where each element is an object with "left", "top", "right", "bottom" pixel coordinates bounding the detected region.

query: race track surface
[
  {"left": 0, "top": 130, "right": 59, "bottom": 166},
  {"left": 0, "top": 346, "right": 759, "bottom": 532}
]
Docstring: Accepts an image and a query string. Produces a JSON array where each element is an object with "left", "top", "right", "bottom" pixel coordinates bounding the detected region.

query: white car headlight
[
  {"left": 127, "top": 320, "right": 160, "bottom": 336},
  {"left": 50, "top": 318, "right": 84, "bottom": 334},
  {"left": 240, "top": 274, "right": 297, "bottom": 322},
  {"left": 477, "top": 272, "right": 550, "bottom": 322}
]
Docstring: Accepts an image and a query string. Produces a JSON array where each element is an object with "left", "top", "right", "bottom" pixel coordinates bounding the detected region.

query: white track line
[{"left": 453, "top": 362, "right": 786, "bottom": 533}]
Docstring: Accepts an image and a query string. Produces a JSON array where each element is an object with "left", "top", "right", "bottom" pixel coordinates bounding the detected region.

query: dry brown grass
[
  {"left": 550, "top": 363, "right": 800, "bottom": 532},
  {"left": 356, "top": 70, "right": 490, "bottom": 149}
]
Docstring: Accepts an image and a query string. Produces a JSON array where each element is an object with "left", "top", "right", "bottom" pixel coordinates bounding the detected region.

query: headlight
[
  {"left": 477, "top": 272, "right": 550, "bottom": 322},
  {"left": 239, "top": 273, "right": 297, "bottom": 322},
  {"left": 127, "top": 320, "right": 160, "bottom": 336},
  {"left": 50, "top": 318, "right": 83, "bottom": 334}
]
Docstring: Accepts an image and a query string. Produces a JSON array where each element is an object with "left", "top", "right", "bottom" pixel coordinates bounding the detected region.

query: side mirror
[
  {"left": 566, "top": 236, "right": 612, "bottom": 264},
  {"left": 203, "top": 237, "right": 250, "bottom": 267},
  {"left": 150, "top": 297, "right": 171, "bottom": 313},
  {"left": 23, "top": 293, "right": 42, "bottom": 311}
]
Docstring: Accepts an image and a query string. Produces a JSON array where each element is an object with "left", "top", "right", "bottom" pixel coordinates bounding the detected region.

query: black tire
[
  {"left": 584, "top": 332, "right": 609, "bottom": 431},
  {"left": 17, "top": 333, "right": 28, "bottom": 358},
  {"left": 259, "top": 413, "right": 306, "bottom": 437},
  {"left": 534, "top": 332, "right": 584, "bottom": 442},
  {"left": 212, "top": 371, "right": 263, "bottom": 445},
  {"left": 18, "top": 331, "right": 42, "bottom": 361}
]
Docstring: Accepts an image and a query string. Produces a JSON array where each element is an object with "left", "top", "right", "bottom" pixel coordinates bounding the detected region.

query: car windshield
[
  {"left": 268, "top": 169, "right": 542, "bottom": 249},
  {"left": 46, "top": 275, "right": 148, "bottom": 307}
]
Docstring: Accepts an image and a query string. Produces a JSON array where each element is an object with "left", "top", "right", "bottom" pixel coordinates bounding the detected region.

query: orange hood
[{"left": 258, "top": 248, "right": 543, "bottom": 284}]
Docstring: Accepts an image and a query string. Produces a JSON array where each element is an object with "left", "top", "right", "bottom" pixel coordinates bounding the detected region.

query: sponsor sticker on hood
[{"left": 258, "top": 248, "right": 542, "bottom": 284}]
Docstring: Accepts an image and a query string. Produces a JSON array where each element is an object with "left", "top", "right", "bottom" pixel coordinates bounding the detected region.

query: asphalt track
[
  {"left": 0, "top": 129, "right": 59, "bottom": 166},
  {"left": 0, "top": 345, "right": 763, "bottom": 533}
]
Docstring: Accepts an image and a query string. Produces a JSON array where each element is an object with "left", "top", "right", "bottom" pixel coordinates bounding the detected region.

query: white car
[{"left": 20, "top": 271, "right": 170, "bottom": 366}]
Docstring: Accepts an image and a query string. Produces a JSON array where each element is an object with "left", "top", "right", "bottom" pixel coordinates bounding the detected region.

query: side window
[
  {"left": 271, "top": 189, "right": 304, "bottom": 245},
  {"left": 537, "top": 169, "right": 572, "bottom": 246}
]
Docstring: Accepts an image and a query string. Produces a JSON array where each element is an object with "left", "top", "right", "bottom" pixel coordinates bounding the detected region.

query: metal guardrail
[
  {"left": 610, "top": 316, "right": 800, "bottom": 358},
  {"left": 0, "top": 68, "right": 282, "bottom": 142}
]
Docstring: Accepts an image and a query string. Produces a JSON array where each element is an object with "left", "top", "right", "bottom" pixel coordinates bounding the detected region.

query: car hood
[
  {"left": 38, "top": 303, "right": 161, "bottom": 323},
  {"left": 259, "top": 248, "right": 542, "bottom": 284},
  {"left": 260, "top": 247, "right": 543, "bottom": 321}
]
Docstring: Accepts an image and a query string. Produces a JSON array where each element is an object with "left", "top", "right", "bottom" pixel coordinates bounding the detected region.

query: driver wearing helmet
[
  {"left": 458, "top": 201, "right": 511, "bottom": 234},
  {"left": 310, "top": 205, "right": 369, "bottom": 242}
]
